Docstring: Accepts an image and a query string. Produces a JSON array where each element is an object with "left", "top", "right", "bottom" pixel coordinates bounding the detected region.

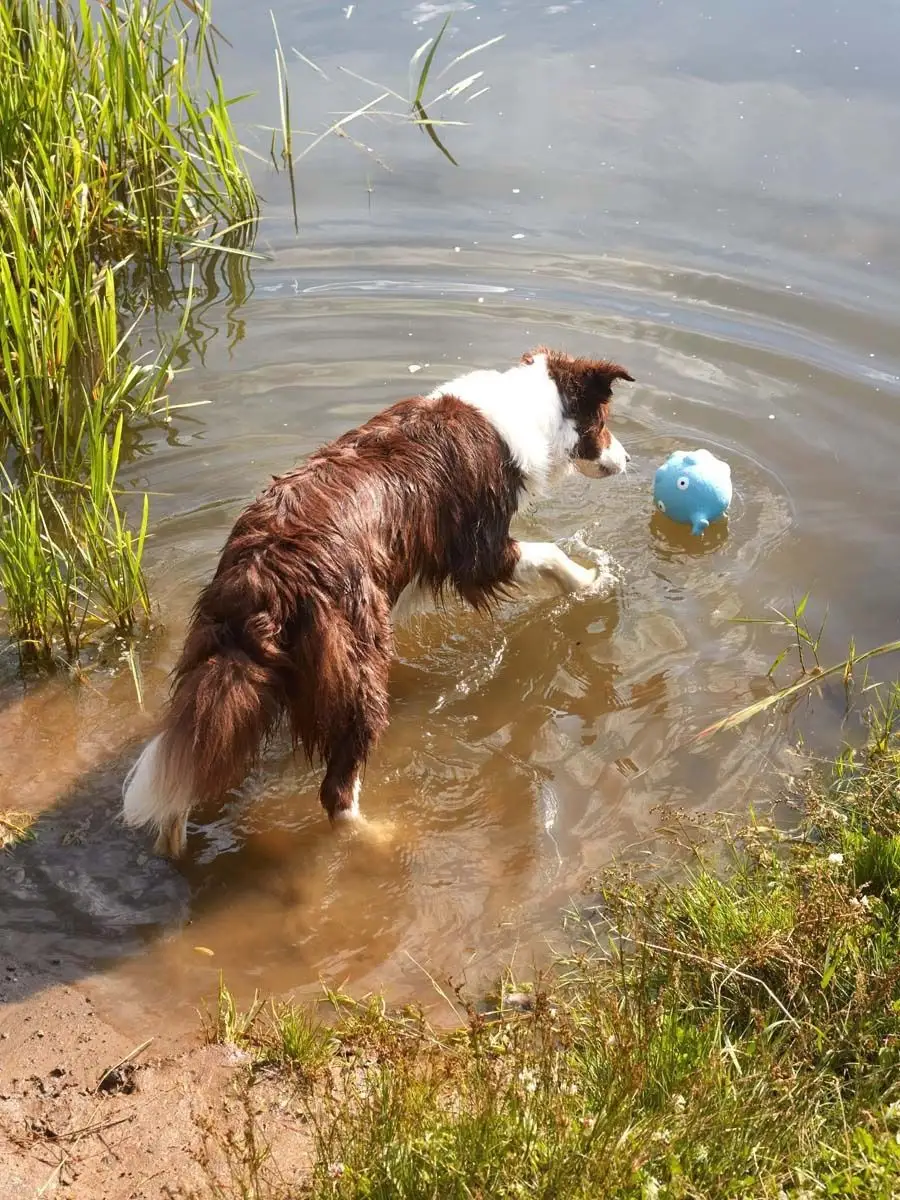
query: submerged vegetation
[
  {"left": 205, "top": 681, "right": 900, "bottom": 1198},
  {"left": 0, "top": 0, "right": 256, "bottom": 668}
]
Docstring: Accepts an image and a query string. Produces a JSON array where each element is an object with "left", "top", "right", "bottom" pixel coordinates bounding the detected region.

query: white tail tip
[{"left": 122, "top": 734, "right": 193, "bottom": 839}]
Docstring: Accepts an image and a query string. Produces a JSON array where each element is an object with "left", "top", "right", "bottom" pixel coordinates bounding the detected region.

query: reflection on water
[{"left": 2, "top": 0, "right": 900, "bottom": 1030}]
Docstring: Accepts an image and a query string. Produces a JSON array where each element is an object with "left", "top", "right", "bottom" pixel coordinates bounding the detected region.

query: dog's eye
[
  {"left": 656, "top": 499, "right": 666, "bottom": 513},
  {"left": 676, "top": 475, "right": 689, "bottom": 490}
]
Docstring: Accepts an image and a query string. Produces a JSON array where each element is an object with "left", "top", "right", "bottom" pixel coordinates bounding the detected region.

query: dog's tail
[{"left": 123, "top": 600, "right": 284, "bottom": 858}]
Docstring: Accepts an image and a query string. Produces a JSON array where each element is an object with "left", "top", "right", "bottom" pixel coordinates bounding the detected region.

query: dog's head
[{"left": 521, "top": 347, "right": 634, "bottom": 477}]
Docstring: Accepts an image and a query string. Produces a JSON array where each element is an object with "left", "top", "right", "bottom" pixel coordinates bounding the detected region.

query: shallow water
[{"left": 2, "top": 0, "right": 900, "bottom": 1026}]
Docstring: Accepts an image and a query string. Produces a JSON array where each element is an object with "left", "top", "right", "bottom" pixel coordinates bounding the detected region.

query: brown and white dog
[{"left": 122, "top": 348, "right": 634, "bottom": 857}]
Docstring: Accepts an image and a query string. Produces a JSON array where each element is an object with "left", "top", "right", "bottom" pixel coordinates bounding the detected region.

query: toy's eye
[
  {"left": 676, "top": 475, "right": 690, "bottom": 490},
  {"left": 656, "top": 499, "right": 666, "bottom": 513}
]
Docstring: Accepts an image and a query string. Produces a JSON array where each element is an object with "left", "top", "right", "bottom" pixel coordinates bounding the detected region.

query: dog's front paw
[
  {"left": 563, "top": 534, "right": 618, "bottom": 594},
  {"left": 571, "top": 562, "right": 601, "bottom": 591}
]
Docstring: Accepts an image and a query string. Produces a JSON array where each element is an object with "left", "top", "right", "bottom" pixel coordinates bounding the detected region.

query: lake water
[{"left": 2, "top": 0, "right": 899, "bottom": 1027}]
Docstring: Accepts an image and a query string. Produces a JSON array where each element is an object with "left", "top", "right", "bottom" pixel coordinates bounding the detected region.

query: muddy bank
[{"left": 0, "top": 982, "right": 306, "bottom": 1199}]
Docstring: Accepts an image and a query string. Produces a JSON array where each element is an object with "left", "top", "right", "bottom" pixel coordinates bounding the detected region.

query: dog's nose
[{"left": 624, "top": 451, "right": 631, "bottom": 463}]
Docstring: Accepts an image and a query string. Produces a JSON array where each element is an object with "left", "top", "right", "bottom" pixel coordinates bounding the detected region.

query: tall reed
[{"left": 0, "top": 0, "right": 256, "bottom": 668}]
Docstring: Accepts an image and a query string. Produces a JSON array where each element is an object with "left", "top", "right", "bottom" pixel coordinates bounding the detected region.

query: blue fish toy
[{"left": 653, "top": 449, "right": 732, "bottom": 535}]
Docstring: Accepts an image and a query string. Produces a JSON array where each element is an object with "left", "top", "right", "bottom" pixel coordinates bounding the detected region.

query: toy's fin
[{"left": 691, "top": 516, "right": 710, "bottom": 535}]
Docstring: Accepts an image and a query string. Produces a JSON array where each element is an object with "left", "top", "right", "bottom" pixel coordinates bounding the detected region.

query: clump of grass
[
  {"left": 0, "top": 0, "right": 256, "bottom": 668},
  {"left": 1, "top": 416, "right": 150, "bottom": 661},
  {"left": 207, "top": 978, "right": 335, "bottom": 1083},
  {"left": 207, "top": 683, "right": 900, "bottom": 1197},
  {"left": 0, "top": 810, "right": 36, "bottom": 849}
]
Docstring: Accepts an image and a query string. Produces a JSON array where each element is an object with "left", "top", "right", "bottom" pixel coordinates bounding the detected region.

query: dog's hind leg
[
  {"left": 319, "top": 711, "right": 397, "bottom": 848},
  {"left": 295, "top": 585, "right": 396, "bottom": 840},
  {"left": 320, "top": 739, "right": 367, "bottom": 823},
  {"left": 316, "top": 619, "right": 393, "bottom": 832}
]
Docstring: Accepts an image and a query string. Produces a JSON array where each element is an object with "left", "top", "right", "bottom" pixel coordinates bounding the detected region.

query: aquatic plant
[
  {"left": 0, "top": 0, "right": 256, "bottom": 668},
  {"left": 269, "top": 13, "right": 503, "bottom": 227}
]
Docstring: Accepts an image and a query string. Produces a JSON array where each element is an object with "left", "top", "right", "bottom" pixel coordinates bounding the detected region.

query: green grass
[
  {"left": 204, "top": 682, "right": 900, "bottom": 1198},
  {"left": 0, "top": 0, "right": 256, "bottom": 668},
  {"left": 207, "top": 984, "right": 335, "bottom": 1081}
]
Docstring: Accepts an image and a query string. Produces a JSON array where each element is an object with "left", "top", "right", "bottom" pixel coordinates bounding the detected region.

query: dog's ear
[{"left": 593, "top": 362, "right": 635, "bottom": 386}]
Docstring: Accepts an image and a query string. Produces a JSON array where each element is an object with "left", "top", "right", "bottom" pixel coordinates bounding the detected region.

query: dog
[{"left": 122, "top": 347, "right": 634, "bottom": 857}]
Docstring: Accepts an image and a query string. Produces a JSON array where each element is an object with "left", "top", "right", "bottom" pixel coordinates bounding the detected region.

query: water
[{"left": 2, "top": 0, "right": 899, "bottom": 1027}]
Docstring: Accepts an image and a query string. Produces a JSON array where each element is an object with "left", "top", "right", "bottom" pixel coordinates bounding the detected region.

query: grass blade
[
  {"left": 694, "top": 639, "right": 900, "bottom": 741},
  {"left": 414, "top": 14, "right": 451, "bottom": 107},
  {"left": 436, "top": 33, "right": 505, "bottom": 79}
]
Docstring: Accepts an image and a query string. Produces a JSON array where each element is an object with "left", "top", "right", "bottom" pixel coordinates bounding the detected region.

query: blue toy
[{"left": 653, "top": 449, "right": 733, "bottom": 535}]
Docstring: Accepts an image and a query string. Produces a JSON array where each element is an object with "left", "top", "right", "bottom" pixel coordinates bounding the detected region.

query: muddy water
[{"left": 2, "top": 0, "right": 900, "bottom": 1026}]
